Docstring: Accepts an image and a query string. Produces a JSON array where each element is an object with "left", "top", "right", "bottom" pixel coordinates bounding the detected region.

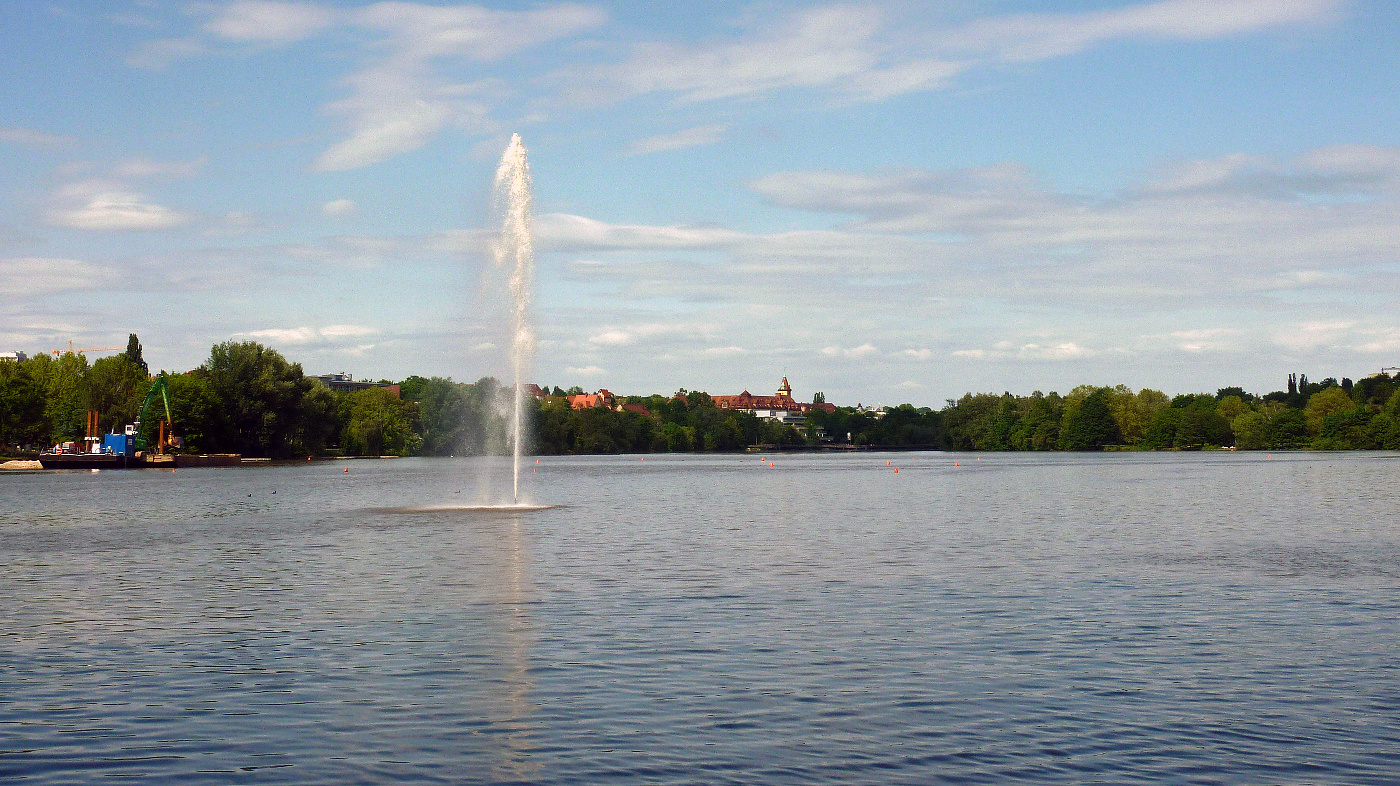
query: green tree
[
  {"left": 1230, "top": 411, "right": 1270, "bottom": 450},
  {"left": 1107, "top": 386, "right": 1168, "bottom": 445},
  {"left": 1058, "top": 387, "right": 1121, "bottom": 450},
  {"left": 200, "top": 341, "right": 329, "bottom": 457},
  {"left": 85, "top": 355, "right": 149, "bottom": 435},
  {"left": 0, "top": 359, "right": 48, "bottom": 449},
  {"left": 1216, "top": 395, "right": 1248, "bottom": 421},
  {"left": 1143, "top": 408, "right": 1182, "bottom": 450},
  {"left": 339, "top": 387, "right": 422, "bottom": 456},
  {"left": 1265, "top": 409, "right": 1310, "bottom": 449},
  {"left": 123, "top": 333, "right": 148, "bottom": 374},
  {"left": 1304, "top": 386, "right": 1355, "bottom": 436},
  {"left": 1009, "top": 392, "right": 1063, "bottom": 450},
  {"left": 414, "top": 377, "right": 474, "bottom": 455},
  {"left": 27, "top": 352, "right": 90, "bottom": 442},
  {"left": 397, "top": 375, "right": 430, "bottom": 403},
  {"left": 163, "top": 373, "right": 224, "bottom": 453},
  {"left": 1315, "top": 409, "right": 1375, "bottom": 449},
  {"left": 1174, "top": 406, "right": 1232, "bottom": 449}
]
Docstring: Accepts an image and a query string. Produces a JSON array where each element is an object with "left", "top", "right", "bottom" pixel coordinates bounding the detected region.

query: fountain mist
[{"left": 491, "top": 134, "right": 535, "bottom": 504}]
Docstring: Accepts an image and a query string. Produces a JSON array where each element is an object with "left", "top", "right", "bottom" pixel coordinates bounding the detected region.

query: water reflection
[
  {"left": 490, "top": 512, "right": 537, "bottom": 781},
  {"left": 3, "top": 453, "right": 1399, "bottom": 783}
]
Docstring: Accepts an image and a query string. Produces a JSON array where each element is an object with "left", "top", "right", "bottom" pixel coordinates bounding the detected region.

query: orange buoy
[
  {"left": 769, "top": 462, "right": 774, "bottom": 467},
  {"left": 893, "top": 467, "right": 899, "bottom": 473},
  {"left": 343, "top": 467, "right": 348, "bottom": 472},
  {"left": 887, "top": 460, "right": 891, "bottom": 465},
  {"left": 954, "top": 461, "right": 959, "bottom": 467}
]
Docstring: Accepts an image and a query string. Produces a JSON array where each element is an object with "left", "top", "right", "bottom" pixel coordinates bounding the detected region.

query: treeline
[
  {"left": 3, "top": 337, "right": 1397, "bottom": 456},
  {"left": 937, "top": 375, "right": 1400, "bottom": 451}
]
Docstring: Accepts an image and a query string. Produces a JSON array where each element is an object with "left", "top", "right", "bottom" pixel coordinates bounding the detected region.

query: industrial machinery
[
  {"left": 132, "top": 373, "right": 180, "bottom": 454},
  {"left": 50, "top": 340, "right": 123, "bottom": 356}
]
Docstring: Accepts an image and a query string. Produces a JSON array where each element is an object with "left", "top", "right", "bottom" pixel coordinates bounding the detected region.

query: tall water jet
[{"left": 491, "top": 134, "right": 535, "bottom": 504}]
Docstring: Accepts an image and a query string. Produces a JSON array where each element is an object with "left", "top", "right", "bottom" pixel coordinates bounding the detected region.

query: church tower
[{"left": 777, "top": 376, "right": 792, "bottom": 399}]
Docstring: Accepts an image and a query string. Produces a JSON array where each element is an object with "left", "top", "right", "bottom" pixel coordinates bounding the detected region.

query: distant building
[
  {"left": 620, "top": 403, "right": 651, "bottom": 417},
  {"left": 525, "top": 383, "right": 548, "bottom": 400},
  {"left": 313, "top": 372, "right": 400, "bottom": 398},
  {"left": 568, "top": 388, "right": 615, "bottom": 410},
  {"left": 0, "top": 351, "right": 26, "bottom": 362},
  {"left": 713, "top": 377, "right": 835, "bottom": 422}
]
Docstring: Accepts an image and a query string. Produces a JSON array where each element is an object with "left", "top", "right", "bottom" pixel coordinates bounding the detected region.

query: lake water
[{"left": 3, "top": 451, "right": 1399, "bottom": 783}]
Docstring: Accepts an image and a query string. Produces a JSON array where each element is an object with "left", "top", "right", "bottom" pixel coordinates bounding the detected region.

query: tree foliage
[{"left": 5, "top": 341, "right": 1399, "bottom": 458}]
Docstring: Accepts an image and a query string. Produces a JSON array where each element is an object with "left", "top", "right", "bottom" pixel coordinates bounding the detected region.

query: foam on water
[{"left": 371, "top": 503, "right": 562, "bottom": 513}]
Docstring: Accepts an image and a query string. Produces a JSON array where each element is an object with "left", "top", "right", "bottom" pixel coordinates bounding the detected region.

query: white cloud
[
  {"left": 128, "top": 2, "right": 604, "bottom": 168},
  {"left": 749, "top": 146, "right": 1400, "bottom": 297},
  {"left": 320, "top": 324, "right": 379, "bottom": 339},
  {"left": 313, "top": 91, "right": 457, "bottom": 172},
  {"left": 566, "top": 365, "right": 606, "bottom": 377},
  {"left": 244, "top": 326, "right": 320, "bottom": 344},
  {"left": 588, "top": 329, "right": 633, "bottom": 346},
  {"left": 45, "top": 179, "right": 194, "bottom": 231},
  {"left": 0, "top": 126, "right": 75, "bottom": 148},
  {"left": 562, "top": 6, "right": 960, "bottom": 106},
  {"left": 821, "top": 343, "right": 881, "bottom": 358},
  {"left": 702, "top": 346, "right": 747, "bottom": 356},
  {"left": 0, "top": 258, "right": 119, "bottom": 297},
  {"left": 1020, "top": 342, "right": 1092, "bottom": 360},
  {"left": 941, "top": 0, "right": 1342, "bottom": 63},
  {"left": 1272, "top": 320, "right": 1354, "bottom": 351},
  {"left": 240, "top": 324, "right": 379, "bottom": 345},
  {"left": 1165, "top": 328, "right": 1241, "bottom": 353},
  {"left": 899, "top": 349, "right": 934, "bottom": 361},
  {"left": 310, "top": 2, "right": 605, "bottom": 170},
  {"left": 556, "top": 0, "right": 1335, "bottom": 107},
  {"left": 115, "top": 156, "right": 208, "bottom": 178},
  {"left": 536, "top": 213, "right": 746, "bottom": 251},
  {"left": 321, "top": 198, "right": 356, "bottom": 216},
  {"left": 204, "top": 1, "right": 338, "bottom": 43},
  {"left": 625, "top": 124, "right": 728, "bottom": 156},
  {"left": 127, "top": 37, "right": 207, "bottom": 69},
  {"left": 953, "top": 341, "right": 1094, "bottom": 361}
]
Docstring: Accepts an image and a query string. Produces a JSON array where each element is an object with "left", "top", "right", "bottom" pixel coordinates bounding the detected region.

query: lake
[{"left": 3, "top": 451, "right": 1399, "bottom": 783}]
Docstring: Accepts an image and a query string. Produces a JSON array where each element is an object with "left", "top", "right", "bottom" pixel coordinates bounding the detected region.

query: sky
[{"left": 3, "top": 0, "right": 1398, "bottom": 407}]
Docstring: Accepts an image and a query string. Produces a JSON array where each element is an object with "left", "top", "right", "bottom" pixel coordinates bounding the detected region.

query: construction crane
[
  {"left": 131, "top": 373, "right": 179, "bottom": 454},
  {"left": 51, "top": 339, "right": 123, "bottom": 356}
]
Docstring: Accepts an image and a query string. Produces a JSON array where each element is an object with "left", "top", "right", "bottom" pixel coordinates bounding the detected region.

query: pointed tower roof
[{"left": 778, "top": 376, "right": 792, "bottom": 398}]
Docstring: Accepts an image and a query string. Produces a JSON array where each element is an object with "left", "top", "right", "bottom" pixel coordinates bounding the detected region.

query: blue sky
[{"left": 3, "top": 0, "right": 1398, "bottom": 406}]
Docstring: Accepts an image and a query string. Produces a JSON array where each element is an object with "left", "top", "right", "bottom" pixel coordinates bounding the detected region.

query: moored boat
[{"left": 38, "top": 452, "right": 131, "bottom": 470}]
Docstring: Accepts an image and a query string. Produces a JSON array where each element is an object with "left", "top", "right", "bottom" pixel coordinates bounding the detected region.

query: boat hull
[
  {"left": 38, "top": 454, "right": 130, "bottom": 470},
  {"left": 173, "top": 454, "right": 242, "bottom": 467}
]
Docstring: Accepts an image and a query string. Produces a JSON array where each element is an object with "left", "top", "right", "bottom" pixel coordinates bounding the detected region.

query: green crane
[{"left": 133, "top": 373, "right": 177, "bottom": 452}]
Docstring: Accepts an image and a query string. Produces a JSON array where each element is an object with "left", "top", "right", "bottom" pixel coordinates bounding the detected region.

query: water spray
[{"left": 492, "top": 134, "right": 534, "bottom": 504}]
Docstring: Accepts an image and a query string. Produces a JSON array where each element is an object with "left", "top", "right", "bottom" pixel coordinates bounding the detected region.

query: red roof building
[
  {"left": 713, "top": 377, "right": 832, "bottom": 415},
  {"left": 568, "top": 389, "right": 616, "bottom": 410}
]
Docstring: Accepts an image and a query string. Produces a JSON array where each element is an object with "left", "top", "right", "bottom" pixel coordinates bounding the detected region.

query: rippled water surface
[{"left": 3, "top": 451, "right": 1399, "bottom": 783}]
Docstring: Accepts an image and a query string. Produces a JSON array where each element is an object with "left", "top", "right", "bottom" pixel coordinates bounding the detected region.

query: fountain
[{"left": 492, "top": 134, "right": 534, "bottom": 504}]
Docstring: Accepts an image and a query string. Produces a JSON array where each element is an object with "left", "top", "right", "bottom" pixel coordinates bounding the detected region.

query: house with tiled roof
[
  {"left": 568, "top": 389, "right": 615, "bottom": 410},
  {"left": 713, "top": 377, "right": 834, "bottom": 422}
]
